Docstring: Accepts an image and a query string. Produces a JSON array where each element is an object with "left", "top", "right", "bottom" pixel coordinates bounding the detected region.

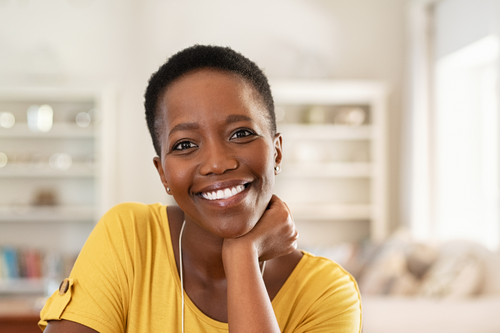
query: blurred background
[{"left": 0, "top": 0, "right": 499, "bottom": 332}]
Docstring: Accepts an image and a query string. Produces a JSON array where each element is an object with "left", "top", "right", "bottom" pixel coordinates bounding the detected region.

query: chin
[
  {"left": 214, "top": 212, "right": 260, "bottom": 238},
  {"left": 185, "top": 186, "right": 272, "bottom": 238}
]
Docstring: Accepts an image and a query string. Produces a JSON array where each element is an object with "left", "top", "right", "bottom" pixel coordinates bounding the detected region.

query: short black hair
[{"left": 144, "top": 44, "right": 276, "bottom": 156}]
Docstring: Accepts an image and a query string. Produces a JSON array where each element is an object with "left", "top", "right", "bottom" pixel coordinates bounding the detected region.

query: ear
[
  {"left": 273, "top": 133, "right": 283, "bottom": 175},
  {"left": 153, "top": 156, "right": 172, "bottom": 195}
]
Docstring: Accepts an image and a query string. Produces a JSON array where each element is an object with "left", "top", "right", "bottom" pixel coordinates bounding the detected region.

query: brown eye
[
  {"left": 230, "top": 129, "right": 254, "bottom": 139},
  {"left": 174, "top": 141, "right": 197, "bottom": 150}
]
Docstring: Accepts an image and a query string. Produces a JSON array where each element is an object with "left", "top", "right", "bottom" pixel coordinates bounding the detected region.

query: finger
[{"left": 266, "top": 194, "right": 281, "bottom": 210}]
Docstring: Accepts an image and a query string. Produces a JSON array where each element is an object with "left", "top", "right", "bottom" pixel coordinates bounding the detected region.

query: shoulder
[
  {"left": 299, "top": 251, "right": 354, "bottom": 279},
  {"left": 282, "top": 251, "right": 361, "bottom": 310},
  {"left": 99, "top": 202, "right": 166, "bottom": 229},
  {"left": 90, "top": 202, "right": 168, "bottom": 248},
  {"left": 298, "top": 251, "right": 360, "bottom": 295},
  {"left": 103, "top": 202, "right": 164, "bottom": 219},
  {"left": 274, "top": 251, "right": 362, "bottom": 331}
]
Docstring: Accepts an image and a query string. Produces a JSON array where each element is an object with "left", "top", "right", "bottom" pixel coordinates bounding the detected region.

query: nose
[{"left": 199, "top": 140, "right": 238, "bottom": 175}]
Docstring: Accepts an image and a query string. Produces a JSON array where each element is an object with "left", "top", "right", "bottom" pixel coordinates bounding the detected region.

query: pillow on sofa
[
  {"left": 418, "top": 241, "right": 484, "bottom": 299},
  {"left": 357, "top": 229, "right": 420, "bottom": 295}
]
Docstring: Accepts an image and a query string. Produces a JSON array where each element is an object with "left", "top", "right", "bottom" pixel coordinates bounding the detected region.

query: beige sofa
[{"left": 312, "top": 234, "right": 500, "bottom": 333}]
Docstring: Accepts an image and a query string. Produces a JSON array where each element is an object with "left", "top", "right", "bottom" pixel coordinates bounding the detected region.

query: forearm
[{"left": 223, "top": 244, "right": 281, "bottom": 333}]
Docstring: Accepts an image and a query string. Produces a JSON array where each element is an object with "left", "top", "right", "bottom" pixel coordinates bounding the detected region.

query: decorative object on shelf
[
  {"left": 307, "top": 105, "right": 326, "bottom": 124},
  {"left": 0, "top": 111, "right": 15, "bottom": 128},
  {"left": 0, "top": 152, "right": 7, "bottom": 168},
  {"left": 334, "top": 107, "right": 366, "bottom": 126},
  {"left": 33, "top": 188, "right": 58, "bottom": 206},
  {"left": 293, "top": 141, "right": 329, "bottom": 162},
  {"left": 75, "top": 111, "right": 91, "bottom": 128},
  {"left": 27, "top": 104, "right": 54, "bottom": 133},
  {"left": 49, "top": 153, "right": 72, "bottom": 170}
]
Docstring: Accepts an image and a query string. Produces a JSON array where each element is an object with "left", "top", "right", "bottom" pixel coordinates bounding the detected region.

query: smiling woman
[{"left": 38, "top": 45, "right": 361, "bottom": 333}]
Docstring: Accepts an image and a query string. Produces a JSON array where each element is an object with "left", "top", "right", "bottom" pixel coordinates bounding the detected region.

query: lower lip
[{"left": 198, "top": 184, "right": 250, "bottom": 207}]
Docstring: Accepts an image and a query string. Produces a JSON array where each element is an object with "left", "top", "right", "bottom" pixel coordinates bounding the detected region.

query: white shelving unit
[
  {"left": 0, "top": 86, "right": 116, "bottom": 294},
  {"left": 271, "top": 80, "right": 389, "bottom": 245}
]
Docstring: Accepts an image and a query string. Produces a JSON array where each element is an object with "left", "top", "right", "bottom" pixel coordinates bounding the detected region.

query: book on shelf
[
  {"left": 1, "top": 247, "right": 20, "bottom": 279},
  {"left": 0, "top": 246, "right": 77, "bottom": 283}
]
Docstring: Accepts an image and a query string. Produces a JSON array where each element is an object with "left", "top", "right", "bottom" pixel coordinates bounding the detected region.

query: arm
[
  {"left": 39, "top": 204, "right": 134, "bottom": 333},
  {"left": 45, "top": 320, "right": 99, "bottom": 333},
  {"left": 223, "top": 195, "right": 298, "bottom": 333}
]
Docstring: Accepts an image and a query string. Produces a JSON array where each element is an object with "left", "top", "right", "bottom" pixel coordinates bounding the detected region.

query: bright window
[{"left": 434, "top": 35, "right": 499, "bottom": 250}]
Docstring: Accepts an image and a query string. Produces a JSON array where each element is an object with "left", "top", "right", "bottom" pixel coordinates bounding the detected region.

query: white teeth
[{"left": 201, "top": 185, "right": 246, "bottom": 201}]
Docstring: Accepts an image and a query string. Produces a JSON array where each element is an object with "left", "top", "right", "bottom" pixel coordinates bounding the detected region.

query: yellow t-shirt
[{"left": 39, "top": 202, "right": 361, "bottom": 332}]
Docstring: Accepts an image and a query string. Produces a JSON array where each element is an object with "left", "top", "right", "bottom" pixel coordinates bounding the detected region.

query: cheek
[
  {"left": 164, "top": 160, "right": 193, "bottom": 195},
  {"left": 247, "top": 143, "right": 276, "bottom": 189}
]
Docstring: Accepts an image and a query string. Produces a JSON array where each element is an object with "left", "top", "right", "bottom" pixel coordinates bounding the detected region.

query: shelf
[
  {"left": 0, "top": 123, "right": 95, "bottom": 138},
  {"left": 0, "top": 278, "right": 45, "bottom": 294},
  {"left": 0, "top": 164, "right": 95, "bottom": 178},
  {"left": 280, "top": 162, "right": 371, "bottom": 178},
  {"left": 271, "top": 80, "right": 389, "bottom": 104},
  {"left": 289, "top": 204, "right": 371, "bottom": 220},
  {"left": 0, "top": 205, "right": 95, "bottom": 222},
  {"left": 278, "top": 124, "right": 372, "bottom": 140}
]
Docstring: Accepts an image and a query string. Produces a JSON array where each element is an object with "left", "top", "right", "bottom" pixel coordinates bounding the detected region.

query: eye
[
  {"left": 230, "top": 129, "right": 255, "bottom": 139},
  {"left": 173, "top": 141, "right": 197, "bottom": 151}
]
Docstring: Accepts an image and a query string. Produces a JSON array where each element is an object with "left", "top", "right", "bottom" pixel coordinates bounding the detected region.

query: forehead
[{"left": 158, "top": 68, "right": 268, "bottom": 130}]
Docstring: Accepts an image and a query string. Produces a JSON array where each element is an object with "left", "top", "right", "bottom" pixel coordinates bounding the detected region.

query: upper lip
[{"left": 195, "top": 179, "right": 251, "bottom": 194}]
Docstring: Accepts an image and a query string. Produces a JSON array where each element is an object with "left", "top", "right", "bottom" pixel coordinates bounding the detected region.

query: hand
[{"left": 223, "top": 194, "right": 298, "bottom": 262}]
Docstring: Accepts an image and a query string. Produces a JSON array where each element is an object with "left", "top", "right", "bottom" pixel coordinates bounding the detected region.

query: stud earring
[
  {"left": 167, "top": 187, "right": 170, "bottom": 192},
  {"left": 275, "top": 165, "right": 280, "bottom": 172}
]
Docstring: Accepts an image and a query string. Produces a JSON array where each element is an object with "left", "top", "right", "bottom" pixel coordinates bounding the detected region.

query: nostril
[{"left": 199, "top": 156, "right": 239, "bottom": 176}]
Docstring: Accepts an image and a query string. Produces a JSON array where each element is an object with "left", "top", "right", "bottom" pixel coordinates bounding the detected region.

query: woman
[{"left": 39, "top": 45, "right": 361, "bottom": 332}]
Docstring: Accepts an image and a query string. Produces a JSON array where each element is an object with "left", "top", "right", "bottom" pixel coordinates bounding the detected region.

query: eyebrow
[
  {"left": 168, "top": 122, "right": 199, "bottom": 136},
  {"left": 168, "top": 115, "right": 254, "bottom": 137},
  {"left": 225, "top": 114, "right": 254, "bottom": 124}
]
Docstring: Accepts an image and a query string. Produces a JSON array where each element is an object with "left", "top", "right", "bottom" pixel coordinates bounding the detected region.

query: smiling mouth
[{"left": 200, "top": 184, "right": 247, "bottom": 201}]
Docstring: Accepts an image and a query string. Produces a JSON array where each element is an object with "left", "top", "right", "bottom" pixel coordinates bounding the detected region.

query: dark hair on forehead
[{"left": 144, "top": 44, "right": 276, "bottom": 156}]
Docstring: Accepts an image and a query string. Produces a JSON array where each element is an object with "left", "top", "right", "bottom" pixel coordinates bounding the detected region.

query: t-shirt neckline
[{"left": 160, "top": 204, "right": 307, "bottom": 328}]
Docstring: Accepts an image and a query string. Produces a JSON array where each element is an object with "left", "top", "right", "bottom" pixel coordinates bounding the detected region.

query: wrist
[{"left": 222, "top": 239, "right": 259, "bottom": 272}]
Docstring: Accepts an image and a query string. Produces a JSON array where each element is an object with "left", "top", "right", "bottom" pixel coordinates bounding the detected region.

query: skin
[{"left": 45, "top": 68, "right": 302, "bottom": 332}]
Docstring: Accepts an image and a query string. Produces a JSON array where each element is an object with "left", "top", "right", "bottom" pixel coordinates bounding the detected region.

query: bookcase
[
  {"left": 271, "top": 80, "right": 389, "bottom": 247},
  {"left": 0, "top": 86, "right": 116, "bottom": 295},
  {"left": 0, "top": 81, "right": 389, "bottom": 294}
]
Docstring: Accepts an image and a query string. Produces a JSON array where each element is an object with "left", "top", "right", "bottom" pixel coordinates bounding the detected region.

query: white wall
[
  {"left": 0, "top": 0, "right": 407, "bottom": 232},
  {"left": 313, "top": 0, "right": 407, "bottom": 231},
  {"left": 435, "top": 0, "right": 499, "bottom": 59}
]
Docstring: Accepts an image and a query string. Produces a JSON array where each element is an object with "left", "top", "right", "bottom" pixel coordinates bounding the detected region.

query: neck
[{"left": 181, "top": 218, "right": 227, "bottom": 281}]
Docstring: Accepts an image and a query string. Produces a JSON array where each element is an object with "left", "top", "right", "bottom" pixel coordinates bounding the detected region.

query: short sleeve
[
  {"left": 274, "top": 253, "right": 362, "bottom": 333},
  {"left": 296, "top": 264, "right": 362, "bottom": 333},
  {"left": 39, "top": 204, "right": 135, "bottom": 333},
  {"left": 38, "top": 278, "right": 75, "bottom": 324},
  {"left": 299, "top": 272, "right": 361, "bottom": 332}
]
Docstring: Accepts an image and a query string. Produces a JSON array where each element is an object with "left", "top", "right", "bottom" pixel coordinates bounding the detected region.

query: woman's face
[{"left": 154, "top": 68, "right": 282, "bottom": 239}]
